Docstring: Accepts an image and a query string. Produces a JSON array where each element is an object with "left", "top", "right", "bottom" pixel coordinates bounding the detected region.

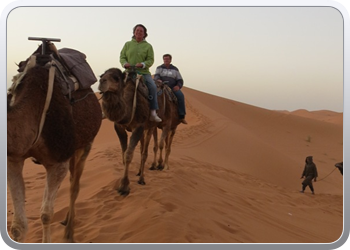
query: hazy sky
[{"left": 6, "top": 6, "right": 344, "bottom": 112}]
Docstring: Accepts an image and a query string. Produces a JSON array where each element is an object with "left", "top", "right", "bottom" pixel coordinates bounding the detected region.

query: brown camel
[
  {"left": 149, "top": 82, "right": 181, "bottom": 171},
  {"left": 7, "top": 46, "right": 101, "bottom": 243},
  {"left": 98, "top": 68, "right": 156, "bottom": 196},
  {"left": 335, "top": 162, "right": 343, "bottom": 175}
]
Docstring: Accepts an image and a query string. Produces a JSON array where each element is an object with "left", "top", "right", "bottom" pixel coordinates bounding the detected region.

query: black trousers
[{"left": 302, "top": 176, "right": 314, "bottom": 192}]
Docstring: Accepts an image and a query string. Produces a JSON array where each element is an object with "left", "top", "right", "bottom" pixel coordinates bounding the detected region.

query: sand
[{"left": 6, "top": 87, "right": 343, "bottom": 244}]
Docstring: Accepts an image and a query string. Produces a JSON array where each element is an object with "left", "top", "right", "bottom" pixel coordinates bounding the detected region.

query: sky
[{"left": 4, "top": 3, "right": 345, "bottom": 113}]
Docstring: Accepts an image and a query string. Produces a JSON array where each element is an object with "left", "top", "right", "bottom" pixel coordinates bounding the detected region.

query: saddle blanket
[{"left": 58, "top": 48, "right": 97, "bottom": 89}]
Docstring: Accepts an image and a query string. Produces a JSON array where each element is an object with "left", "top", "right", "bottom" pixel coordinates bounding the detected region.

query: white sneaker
[{"left": 150, "top": 114, "right": 162, "bottom": 122}]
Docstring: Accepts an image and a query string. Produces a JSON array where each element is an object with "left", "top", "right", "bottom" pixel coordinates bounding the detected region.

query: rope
[
  {"left": 33, "top": 64, "right": 55, "bottom": 145},
  {"left": 318, "top": 168, "right": 336, "bottom": 181},
  {"left": 127, "top": 74, "right": 141, "bottom": 126},
  {"left": 70, "top": 91, "right": 96, "bottom": 104}
]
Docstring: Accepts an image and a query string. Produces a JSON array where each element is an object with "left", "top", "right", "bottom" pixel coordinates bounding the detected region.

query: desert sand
[{"left": 7, "top": 87, "right": 343, "bottom": 244}]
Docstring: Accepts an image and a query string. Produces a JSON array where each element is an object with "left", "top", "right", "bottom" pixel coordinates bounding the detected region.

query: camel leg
[
  {"left": 164, "top": 130, "right": 176, "bottom": 170},
  {"left": 118, "top": 126, "right": 144, "bottom": 196},
  {"left": 61, "top": 142, "right": 92, "bottom": 243},
  {"left": 114, "top": 123, "right": 128, "bottom": 165},
  {"left": 149, "top": 128, "right": 158, "bottom": 170},
  {"left": 138, "top": 128, "right": 153, "bottom": 184},
  {"left": 157, "top": 127, "right": 170, "bottom": 170},
  {"left": 139, "top": 134, "right": 144, "bottom": 171},
  {"left": 41, "top": 161, "right": 69, "bottom": 243},
  {"left": 7, "top": 159, "right": 27, "bottom": 243},
  {"left": 137, "top": 132, "right": 145, "bottom": 176}
]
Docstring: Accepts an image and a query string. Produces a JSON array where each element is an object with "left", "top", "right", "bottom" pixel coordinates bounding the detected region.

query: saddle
[
  {"left": 124, "top": 72, "right": 149, "bottom": 99},
  {"left": 125, "top": 74, "right": 177, "bottom": 103},
  {"left": 156, "top": 82, "right": 177, "bottom": 103},
  {"left": 49, "top": 45, "right": 97, "bottom": 96},
  {"left": 12, "top": 42, "right": 97, "bottom": 97}
]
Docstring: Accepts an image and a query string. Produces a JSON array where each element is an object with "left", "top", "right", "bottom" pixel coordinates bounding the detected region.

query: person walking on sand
[
  {"left": 300, "top": 156, "right": 318, "bottom": 194},
  {"left": 120, "top": 24, "right": 162, "bottom": 122}
]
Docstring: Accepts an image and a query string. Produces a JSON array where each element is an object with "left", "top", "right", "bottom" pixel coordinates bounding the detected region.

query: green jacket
[{"left": 120, "top": 38, "right": 154, "bottom": 75}]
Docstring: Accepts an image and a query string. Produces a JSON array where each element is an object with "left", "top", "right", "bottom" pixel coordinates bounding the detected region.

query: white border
[{"left": 1, "top": 1, "right": 349, "bottom": 249}]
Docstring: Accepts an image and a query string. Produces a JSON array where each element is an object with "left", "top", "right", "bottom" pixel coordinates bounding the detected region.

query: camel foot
[
  {"left": 138, "top": 178, "right": 146, "bottom": 185},
  {"left": 117, "top": 177, "right": 130, "bottom": 196},
  {"left": 117, "top": 187, "right": 130, "bottom": 196},
  {"left": 149, "top": 165, "right": 157, "bottom": 170},
  {"left": 157, "top": 165, "right": 164, "bottom": 171},
  {"left": 11, "top": 227, "right": 24, "bottom": 243},
  {"left": 62, "top": 236, "right": 75, "bottom": 243}
]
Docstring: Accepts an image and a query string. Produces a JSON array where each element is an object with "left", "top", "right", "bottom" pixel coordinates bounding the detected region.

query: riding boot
[
  {"left": 149, "top": 110, "right": 162, "bottom": 122},
  {"left": 179, "top": 115, "right": 188, "bottom": 124}
]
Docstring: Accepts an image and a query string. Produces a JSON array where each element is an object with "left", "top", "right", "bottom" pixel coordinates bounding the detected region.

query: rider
[
  {"left": 120, "top": 24, "right": 162, "bottom": 123},
  {"left": 154, "top": 54, "right": 187, "bottom": 124}
]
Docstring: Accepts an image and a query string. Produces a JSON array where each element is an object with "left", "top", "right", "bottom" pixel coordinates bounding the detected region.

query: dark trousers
[
  {"left": 173, "top": 89, "right": 186, "bottom": 117},
  {"left": 302, "top": 176, "right": 314, "bottom": 192}
]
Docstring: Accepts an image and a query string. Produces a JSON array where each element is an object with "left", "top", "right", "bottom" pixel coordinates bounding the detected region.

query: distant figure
[
  {"left": 300, "top": 156, "right": 318, "bottom": 194},
  {"left": 335, "top": 162, "right": 343, "bottom": 175}
]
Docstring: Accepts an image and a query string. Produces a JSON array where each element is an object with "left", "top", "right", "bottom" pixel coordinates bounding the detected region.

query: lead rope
[
  {"left": 317, "top": 168, "right": 337, "bottom": 182},
  {"left": 127, "top": 74, "right": 141, "bottom": 126},
  {"left": 32, "top": 64, "right": 55, "bottom": 145}
]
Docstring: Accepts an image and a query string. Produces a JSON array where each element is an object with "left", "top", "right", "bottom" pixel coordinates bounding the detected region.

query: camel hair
[
  {"left": 99, "top": 67, "right": 160, "bottom": 196},
  {"left": 7, "top": 49, "right": 101, "bottom": 243},
  {"left": 149, "top": 81, "right": 181, "bottom": 171}
]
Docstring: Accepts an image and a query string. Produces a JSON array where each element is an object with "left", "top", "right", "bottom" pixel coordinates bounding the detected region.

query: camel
[
  {"left": 335, "top": 162, "right": 343, "bottom": 175},
  {"left": 7, "top": 43, "right": 101, "bottom": 243},
  {"left": 149, "top": 82, "right": 181, "bottom": 171},
  {"left": 98, "top": 68, "right": 156, "bottom": 196}
]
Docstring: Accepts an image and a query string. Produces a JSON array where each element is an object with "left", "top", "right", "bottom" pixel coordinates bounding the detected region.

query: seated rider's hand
[
  {"left": 173, "top": 86, "right": 180, "bottom": 92},
  {"left": 136, "top": 63, "right": 143, "bottom": 68},
  {"left": 124, "top": 63, "right": 130, "bottom": 69},
  {"left": 156, "top": 79, "right": 162, "bottom": 83}
]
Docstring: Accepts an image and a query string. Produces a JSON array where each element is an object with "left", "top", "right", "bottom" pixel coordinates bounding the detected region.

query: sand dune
[
  {"left": 279, "top": 109, "right": 343, "bottom": 126},
  {"left": 7, "top": 87, "right": 343, "bottom": 244}
]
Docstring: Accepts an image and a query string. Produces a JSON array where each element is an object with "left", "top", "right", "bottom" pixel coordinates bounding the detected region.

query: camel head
[
  {"left": 335, "top": 161, "right": 343, "bottom": 176},
  {"left": 335, "top": 162, "right": 343, "bottom": 168},
  {"left": 98, "top": 68, "right": 126, "bottom": 93}
]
